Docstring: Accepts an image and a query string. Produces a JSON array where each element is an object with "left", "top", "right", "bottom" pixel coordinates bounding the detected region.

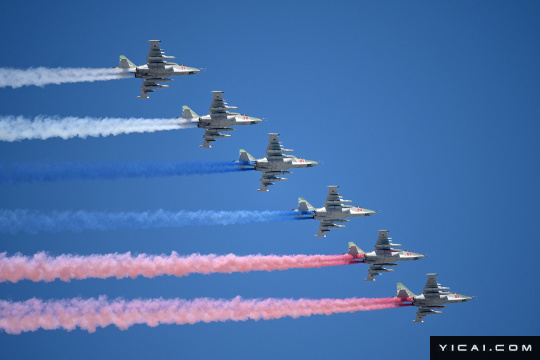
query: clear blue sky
[{"left": 1, "top": 0, "right": 539, "bottom": 358}]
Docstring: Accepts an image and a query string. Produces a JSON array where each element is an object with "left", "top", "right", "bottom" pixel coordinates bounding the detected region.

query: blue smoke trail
[
  {"left": 0, "top": 161, "right": 254, "bottom": 184},
  {"left": 0, "top": 209, "right": 314, "bottom": 234}
]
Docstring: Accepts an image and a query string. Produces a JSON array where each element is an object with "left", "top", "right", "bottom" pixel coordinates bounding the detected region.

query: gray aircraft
[
  {"left": 295, "top": 185, "right": 377, "bottom": 237},
  {"left": 182, "top": 91, "right": 262, "bottom": 148},
  {"left": 238, "top": 133, "right": 319, "bottom": 191},
  {"left": 117, "top": 40, "right": 200, "bottom": 99},
  {"left": 348, "top": 230, "right": 425, "bottom": 281},
  {"left": 396, "top": 273, "right": 473, "bottom": 323}
]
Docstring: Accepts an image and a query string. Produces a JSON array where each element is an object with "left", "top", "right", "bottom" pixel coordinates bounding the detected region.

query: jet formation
[
  {"left": 295, "top": 185, "right": 377, "bottom": 237},
  {"left": 182, "top": 91, "right": 262, "bottom": 148},
  {"left": 109, "top": 40, "right": 470, "bottom": 324},
  {"left": 348, "top": 230, "right": 425, "bottom": 281},
  {"left": 397, "top": 273, "right": 472, "bottom": 322},
  {"left": 237, "top": 133, "right": 319, "bottom": 191},
  {"left": 117, "top": 40, "right": 200, "bottom": 99}
]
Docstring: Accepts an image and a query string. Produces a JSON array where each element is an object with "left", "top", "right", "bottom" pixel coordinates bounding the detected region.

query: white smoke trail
[
  {"left": 0, "top": 67, "right": 128, "bottom": 88},
  {"left": 0, "top": 115, "right": 193, "bottom": 141}
]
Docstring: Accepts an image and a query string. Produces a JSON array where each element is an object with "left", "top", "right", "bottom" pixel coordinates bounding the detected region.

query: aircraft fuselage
[
  {"left": 254, "top": 157, "right": 318, "bottom": 172},
  {"left": 364, "top": 250, "right": 425, "bottom": 264},
  {"left": 192, "top": 114, "right": 262, "bottom": 129},
  {"left": 134, "top": 64, "right": 199, "bottom": 78},
  {"left": 413, "top": 293, "right": 472, "bottom": 308},
  {"left": 313, "top": 206, "right": 376, "bottom": 221}
]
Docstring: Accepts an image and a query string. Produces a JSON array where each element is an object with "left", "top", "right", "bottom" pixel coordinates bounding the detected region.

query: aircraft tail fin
[
  {"left": 182, "top": 106, "right": 199, "bottom": 119},
  {"left": 298, "top": 197, "right": 315, "bottom": 212},
  {"left": 348, "top": 242, "right": 365, "bottom": 257},
  {"left": 119, "top": 55, "right": 136, "bottom": 69},
  {"left": 239, "top": 149, "right": 256, "bottom": 163},
  {"left": 397, "top": 283, "right": 416, "bottom": 298}
]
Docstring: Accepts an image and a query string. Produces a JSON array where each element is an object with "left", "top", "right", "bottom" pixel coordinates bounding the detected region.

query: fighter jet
[
  {"left": 116, "top": 40, "right": 200, "bottom": 99},
  {"left": 348, "top": 230, "right": 425, "bottom": 281},
  {"left": 295, "top": 185, "right": 377, "bottom": 237},
  {"left": 182, "top": 91, "right": 262, "bottom": 148},
  {"left": 237, "top": 133, "right": 319, "bottom": 191},
  {"left": 396, "top": 273, "right": 473, "bottom": 323}
]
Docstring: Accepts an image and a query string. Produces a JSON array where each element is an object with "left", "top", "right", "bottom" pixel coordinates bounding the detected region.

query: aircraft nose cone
[
  {"left": 306, "top": 160, "right": 319, "bottom": 167},
  {"left": 254, "top": 117, "right": 263, "bottom": 124},
  {"left": 416, "top": 253, "right": 426, "bottom": 259},
  {"left": 191, "top": 67, "right": 201, "bottom": 74}
]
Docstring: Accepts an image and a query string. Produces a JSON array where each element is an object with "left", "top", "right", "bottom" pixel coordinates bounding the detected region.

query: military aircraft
[
  {"left": 295, "top": 185, "right": 377, "bottom": 237},
  {"left": 237, "top": 133, "right": 319, "bottom": 191},
  {"left": 182, "top": 91, "right": 262, "bottom": 148},
  {"left": 396, "top": 273, "right": 473, "bottom": 323},
  {"left": 117, "top": 40, "right": 200, "bottom": 99},
  {"left": 347, "top": 230, "right": 425, "bottom": 281}
]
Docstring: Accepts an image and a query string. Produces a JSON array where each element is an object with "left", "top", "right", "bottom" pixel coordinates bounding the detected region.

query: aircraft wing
[
  {"left": 258, "top": 175, "right": 273, "bottom": 192},
  {"left": 316, "top": 220, "right": 341, "bottom": 237},
  {"left": 146, "top": 40, "right": 168, "bottom": 68},
  {"left": 201, "top": 129, "right": 219, "bottom": 148},
  {"left": 138, "top": 78, "right": 169, "bottom": 99},
  {"left": 413, "top": 306, "right": 444, "bottom": 322},
  {"left": 138, "top": 88, "right": 151, "bottom": 99},
  {"left": 324, "top": 186, "right": 345, "bottom": 210},
  {"left": 365, "top": 265, "right": 379, "bottom": 281},
  {"left": 421, "top": 273, "right": 453, "bottom": 296},
  {"left": 413, "top": 308, "right": 428, "bottom": 323},
  {"left": 423, "top": 273, "right": 444, "bottom": 294},
  {"left": 374, "top": 230, "right": 392, "bottom": 250},
  {"left": 365, "top": 264, "right": 396, "bottom": 281},
  {"left": 258, "top": 170, "right": 289, "bottom": 192},
  {"left": 265, "top": 133, "right": 286, "bottom": 160},
  {"left": 209, "top": 91, "right": 229, "bottom": 116}
]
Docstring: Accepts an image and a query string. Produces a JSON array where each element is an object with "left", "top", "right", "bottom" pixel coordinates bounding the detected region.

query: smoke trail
[
  {"left": 0, "top": 115, "right": 193, "bottom": 142},
  {"left": 0, "top": 209, "right": 313, "bottom": 234},
  {"left": 0, "top": 252, "right": 357, "bottom": 283},
  {"left": 0, "top": 67, "right": 128, "bottom": 89},
  {"left": 0, "top": 161, "right": 253, "bottom": 184},
  {"left": 0, "top": 296, "right": 409, "bottom": 334}
]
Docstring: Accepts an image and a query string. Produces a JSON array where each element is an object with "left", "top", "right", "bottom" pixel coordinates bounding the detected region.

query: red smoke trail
[
  {"left": 0, "top": 296, "right": 409, "bottom": 334},
  {"left": 0, "top": 252, "right": 358, "bottom": 283}
]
